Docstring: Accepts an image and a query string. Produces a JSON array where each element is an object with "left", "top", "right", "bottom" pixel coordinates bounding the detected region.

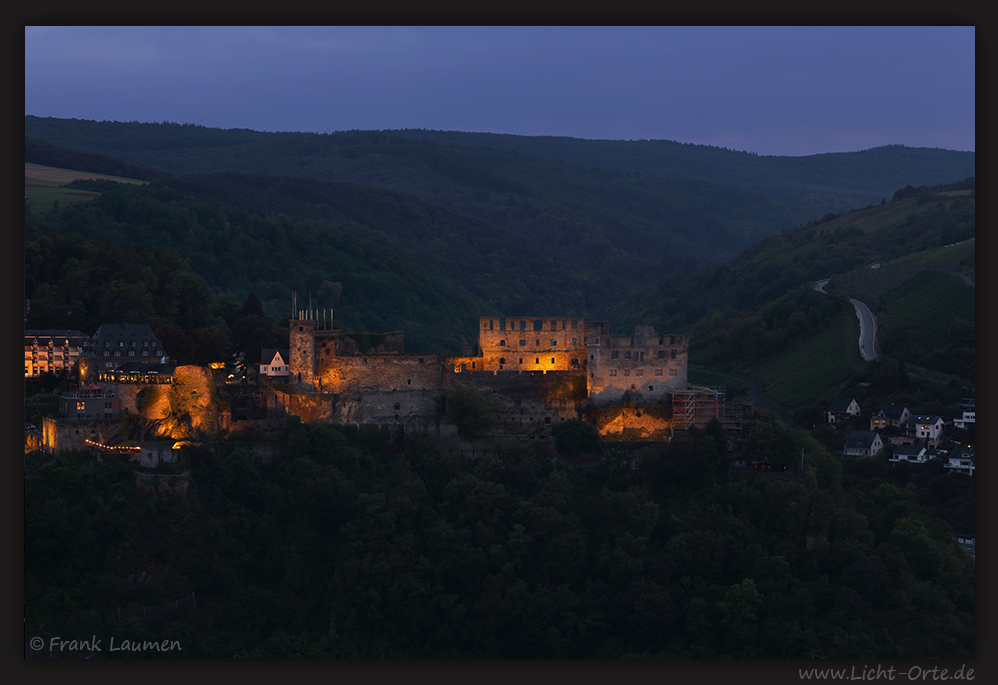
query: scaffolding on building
[{"left": 670, "top": 385, "right": 743, "bottom": 431}]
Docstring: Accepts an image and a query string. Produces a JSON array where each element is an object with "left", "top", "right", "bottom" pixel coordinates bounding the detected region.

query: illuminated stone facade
[{"left": 289, "top": 314, "right": 689, "bottom": 423}]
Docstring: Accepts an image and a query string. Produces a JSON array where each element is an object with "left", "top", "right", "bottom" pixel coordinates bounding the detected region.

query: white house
[
  {"left": 905, "top": 414, "right": 945, "bottom": 441},
  {"left": 870, "top": 404, "right": 910, "bottom": 431},
  {"left": 890, "top": 443, "right": 928, "bottom": 464},
  {"left": 260, "top": 348, "right": 290, "bottom": 378},
  {"left": 953, "top": 399, "right": 975, "bottom": 430},
  {"left": 945, "top": 446, "right": 975, "bottom": 476},
  {"left": 843, "top": 431, "right": 884, "bottom": 457},
  {"left": 827, "top": 397, "right": 861, "bottom": 423}
]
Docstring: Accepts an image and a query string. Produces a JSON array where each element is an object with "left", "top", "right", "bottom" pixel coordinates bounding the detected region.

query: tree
[
  {"left": 552, "top": 419, "right": 603, "bottom": 458},
  {"left": 445, "top": 384, "right": 502, "bottom": 439}
]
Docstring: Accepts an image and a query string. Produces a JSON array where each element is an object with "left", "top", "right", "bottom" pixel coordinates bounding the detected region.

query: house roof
[
  {"left": 261, "top": 348, "right": 290, "bottom": 365},
  {"left": 878, "top": 404, "right": 908, "bottom": 420},
  {"left": 82, "top": 323, "right": 165, "bottom": 356},
  {"left": 906, "top": 414, "right": 943, "bottom": 425},
  {"left": 845, "top": 431, "right": 880, "bottom": 449},
  {"left": 24, "top": 329, "right": 89, "bottom": 346},
  {"left": 829, "top": 397, "right": 858, "bottom": 412},
  {"left": 893, "top": 443, "right": 926, "bottom": 456}
]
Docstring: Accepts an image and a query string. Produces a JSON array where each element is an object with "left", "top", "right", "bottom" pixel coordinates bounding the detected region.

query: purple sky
[{"left": 24, "top": 25, "right": 975, "bottom": 157}]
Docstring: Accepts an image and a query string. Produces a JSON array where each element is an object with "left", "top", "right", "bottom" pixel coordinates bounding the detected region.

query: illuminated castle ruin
[{"left": 284, "top": 311, "right": 718, "bottom": 437}]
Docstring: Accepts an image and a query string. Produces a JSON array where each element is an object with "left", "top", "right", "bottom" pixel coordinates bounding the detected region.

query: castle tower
[{"left": 289, "top": 318, "right": 315, "bottom": 389}]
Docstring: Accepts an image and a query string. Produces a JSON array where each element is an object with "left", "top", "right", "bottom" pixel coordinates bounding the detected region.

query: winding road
[{"left": 813, "top": 279, "right": 877, "bottom": 361}]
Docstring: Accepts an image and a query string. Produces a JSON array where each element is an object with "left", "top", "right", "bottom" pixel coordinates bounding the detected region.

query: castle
[
  {"left": 289, "top": 315, "right": 688, "bottom": 400},
  {"left": 282, "top": 313, "right": 710, "bottom": 437}
]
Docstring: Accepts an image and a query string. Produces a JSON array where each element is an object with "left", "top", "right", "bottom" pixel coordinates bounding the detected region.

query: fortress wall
[
  {"left": 317, "top": 353, "right": 442, "bottom": 395},
  {"left": 337, "top": 390, "right": 441, "bottom": 428},
  {"left": 477, "top": 316, "right": 586, "bottom": 371},
  {"left": 588, "top": 332, "right": 689, "bottom": 404}
]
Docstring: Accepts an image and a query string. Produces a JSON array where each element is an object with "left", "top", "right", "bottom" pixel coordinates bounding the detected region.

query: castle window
[
  {"left": 363, "top": 358, "right": 368, "bottom": 364},
  {"left": 128, "top": 350, "right": 135, "bottom": 357},
  {"left": 611, "top": 351, "right": 619, "bottom": 359},
  {"left": 648, "top": 386, "right": 654, "bottom": 391},
  {"left": 562, "top": 320, "right": 567, "bottom": 330},
  {"left": 550, "top": 321, "right": 557, "bottom": 331},
  {"left": 103, "top": 351, "right": 109, "bottom": 357},
  {"left": 489, "top": 319, "right": 494, "bottom": 330},
  {"left": 500, "top": 357, "right": 506, "bottom": 365},
  {"left": 535, "top": 339, "right": 540, "bottom": 346},
  {"left": 520, "top": 320, "right": 527, "bottom": 332},
  {"left": 671, "top": 350, "right": 677, "bottom": 359},
  {"left": 500, "top": 340, "right": 506, "bottom": 346},
  {"left": 635, "top": 369, "right": 643, "bottom": 376},
  {"left": 572, "top": 338, "right": 577, "bottom": 346},
  {"left": 533, "top": 320, "right": 542, "bottom": 331},
  {"left": 670, "top": 336, "right": 676, "bottom": 345},
  {"left": 655, "top": 369, "right": 663, "bottom": 376},
  {"left": 535, "top": 358, "right": 540, "bottom": 364},
  {"left": 624, "top": 351, "right": 631, "bottom": 360},
  {"left": 519, "top": 358, "right": 523, "bottom": 364},
  {"left": 114, "top": 350, "right": 120, "bottom": 357},
  {"left": 623, "top": 370, "right": 629, "bottom": 376},
  {"left": 658, "top": 350, "right": 665, "bottom": 359},
  {"left": 609, "top": 370, "right": 617, "bottom": 376},
  {"left": 551, "top": 339, "right": 557, "bottom": 346},
  {"left": 669, "top": 369, "right": 677, "bottom": 376},
  {"left": 519, "top": 340, "right": 526, "bottom": 346},
  {"left": 551, "top": 358, "right": 555, "bottom": 364}
]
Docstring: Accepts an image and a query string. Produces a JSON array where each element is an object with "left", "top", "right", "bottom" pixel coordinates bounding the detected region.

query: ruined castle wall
[
  {"left": 447, "top": 369, "right": 586, "bottom": 437},
  {"left": 317, "top": 353, "right": 442, "bottom": 395},
  {"left": 587, "top": 331, "right": 689, "bottom": 405},
  {"left": 337, "top": 390, "right": 441, "bottom": 429},
  {"left": 477, "top": 316, "right": 586, "bottom": 372}
]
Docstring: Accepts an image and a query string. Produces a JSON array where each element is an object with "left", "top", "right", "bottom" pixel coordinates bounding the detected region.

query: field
[
  {"left": 878, "top": 270, "right": 974, "bottom": 352},
  {"left": 24, "top": 162, "right": 146, "bottom": 213},
  {"left": 753, "top": 312, "right": 863, "bottom": 408}
]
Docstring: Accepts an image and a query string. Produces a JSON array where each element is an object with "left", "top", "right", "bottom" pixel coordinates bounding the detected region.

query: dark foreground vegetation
[{"left": 25, "top": 420, "right": 974, "bottom": 659}]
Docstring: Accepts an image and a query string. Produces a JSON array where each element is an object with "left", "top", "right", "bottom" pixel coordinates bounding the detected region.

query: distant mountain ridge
[{"left": 24, "top": 116, "right": 975, "bottom": 265}]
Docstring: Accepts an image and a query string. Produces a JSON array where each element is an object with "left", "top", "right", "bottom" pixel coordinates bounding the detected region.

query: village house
[
  {"left": 953, "top": 398, "right": 975, "bottom": 430},
  {"left": 904, "top": 414, "right": 945, "bottom": 443},
  {"left": 890, "top": 442, "right": 929, "bottom": 464},
  {"left": 827, "top": 396, "right": 861, "bottom": 423},
  {"left": 843, "top": 430, "right": 884, "bottom": 457},
  {"left": 259, "top": 348, "right": 290, "bottom": 379},
  {"left": 945, "top": 446, "right": 975, "bottom": 476},
  {"left": 870, "top": 404, "right": 910, "bottom": 431}
]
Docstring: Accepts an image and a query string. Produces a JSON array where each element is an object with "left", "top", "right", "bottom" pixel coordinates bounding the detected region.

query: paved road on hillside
[
  {"left": 850, "top": 298, "right": 878, "bottom": 361},
  {"left": 812, "top": 279, "right": 877, "bottom": 361}
]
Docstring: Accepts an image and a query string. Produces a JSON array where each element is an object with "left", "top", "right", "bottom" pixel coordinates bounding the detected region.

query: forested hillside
[
  {"left": 25, "top": 422, "right": 974, "bottom": 658},
  {"left": 24, "top": 116, "right": 975, "bottom": 272}
]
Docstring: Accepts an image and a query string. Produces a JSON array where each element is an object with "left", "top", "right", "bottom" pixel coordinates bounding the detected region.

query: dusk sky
[{"left": 24, "top": 25, "right": 975, "bottom": 157}]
